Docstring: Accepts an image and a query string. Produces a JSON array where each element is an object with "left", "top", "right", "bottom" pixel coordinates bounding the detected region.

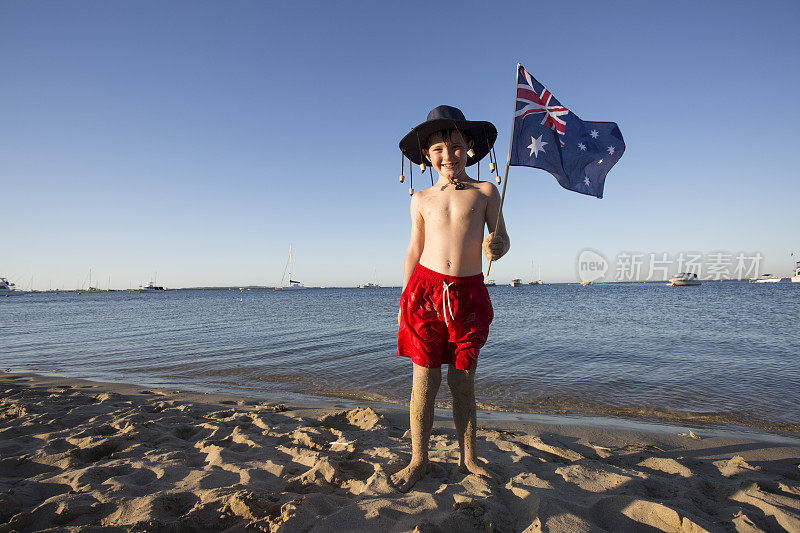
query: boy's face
[{"left": 424, "top": 131, "right": 472, "bottom": 180}]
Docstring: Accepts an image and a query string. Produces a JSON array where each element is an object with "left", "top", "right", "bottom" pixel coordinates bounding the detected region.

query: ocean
[{"left": 1, "top": 281, "right": 798, "bottom": 435}]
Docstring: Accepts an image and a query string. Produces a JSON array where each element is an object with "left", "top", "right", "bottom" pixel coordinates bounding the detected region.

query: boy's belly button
[{"left": 447, "top": 260, "right": 452, "bottom": 269}]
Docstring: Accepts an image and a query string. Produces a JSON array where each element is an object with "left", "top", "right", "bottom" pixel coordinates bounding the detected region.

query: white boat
[
  {"left": 358, "top": 269, "right": 379, "bottom": 289},
  {"left": 86, "top": 269, "right": 104, "bottom": 292},
  {"left": 669, "top": 273, "right": 701, "bottom": 286},
  {"left": 0, "top": 277, "right": 24, "bottom": 296},
  {"left": 752, "top": 274, "right": 783, "bottom": 283},
  {"left": 791, "top": 261, "right": 800, "bottom": 283},
  {"left": 276, "top": 245, "right": 305, "bottom": 290},
  {"left": 528, "top": 263, "right": 543, "bottom": 285},
  {"left": 484, "top": 279, "right": 496, "bottom": 287},
  {"left": 139, "top": 281, "right": 166, "bottom": 292},
  {"left": 509, "top": 278, "right": 522, "bottom": 287}
]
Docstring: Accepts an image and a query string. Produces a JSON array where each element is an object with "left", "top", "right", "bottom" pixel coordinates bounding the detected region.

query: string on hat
[
  {"left": 450, "top": 121, "right": 475, "bottom": 161},
  {"left": 461, "top": 122, "right": 475, "bottom": 159},
  {"left": 415, "top": 131, "right": 433, "bottom": 194},
  {"left": 411, "top": 130, "right": 434, "bottom": 187},
  {"left": 409, "top": 156, "right": 413, "bottom": 195},
  {"left": 486, "top": 127, "right": 501, "bottom": 184}
]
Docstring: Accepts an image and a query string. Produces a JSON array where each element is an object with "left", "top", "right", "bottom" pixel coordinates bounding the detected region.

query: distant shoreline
[{"left": 5, "top": 278, "right": 780, "bottom": 293}]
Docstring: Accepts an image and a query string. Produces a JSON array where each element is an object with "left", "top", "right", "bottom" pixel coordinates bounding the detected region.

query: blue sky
[{"left": 1, "top": 1, "right": 798, "bottom": 288}]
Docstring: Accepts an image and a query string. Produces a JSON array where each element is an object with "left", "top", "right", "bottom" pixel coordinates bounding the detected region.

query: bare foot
[
  {"left": 460, "top": 459, "right": 493, "bottom": 480},
  {"left": 390, "top": 460, "right": 428, "bottom": 492}
]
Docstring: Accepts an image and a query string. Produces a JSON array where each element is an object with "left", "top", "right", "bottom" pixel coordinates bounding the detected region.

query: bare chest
[{"left": 420, "top": 189, "right": 486, "bottom": 228}]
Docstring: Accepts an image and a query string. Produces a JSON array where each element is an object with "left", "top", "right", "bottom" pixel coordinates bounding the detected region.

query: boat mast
[{"left": 289, "top": 245, "right": 293, "bottom": 283}]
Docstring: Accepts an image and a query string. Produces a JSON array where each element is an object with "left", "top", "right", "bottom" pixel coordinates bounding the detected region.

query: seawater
[{"left": 1, "top": 282, "right": 798, "bottom": 434}]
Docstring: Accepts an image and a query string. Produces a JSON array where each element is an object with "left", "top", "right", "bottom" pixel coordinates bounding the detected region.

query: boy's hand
[{"left": 483, "top": 232, "right": 506, "bottom": 261}]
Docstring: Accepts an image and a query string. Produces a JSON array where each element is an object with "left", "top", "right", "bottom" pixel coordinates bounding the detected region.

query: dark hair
[{"left": 424, "top": 129, "right": 473, "bottom": 150}]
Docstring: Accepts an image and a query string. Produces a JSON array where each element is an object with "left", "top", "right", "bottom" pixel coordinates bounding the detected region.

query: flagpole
[{"left": 486, "top": 62, "right": 520, "bottom": 277}]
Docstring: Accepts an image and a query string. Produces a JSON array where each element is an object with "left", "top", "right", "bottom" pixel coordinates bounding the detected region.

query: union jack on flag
[
  {"left": 510, "top": 64, "right": 625, "bottom": 198},
  {"left": 516, "top": 66, "right": 569, "bottom": 143}
]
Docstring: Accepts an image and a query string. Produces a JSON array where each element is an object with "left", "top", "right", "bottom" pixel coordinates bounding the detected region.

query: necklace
[{"left": 448, "top": 178, "right": 468, "bottom": 190}]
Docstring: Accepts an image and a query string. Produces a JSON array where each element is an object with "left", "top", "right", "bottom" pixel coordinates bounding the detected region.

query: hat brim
[{"left": 399, "top": 118, "right": 497, "bottom": 167}]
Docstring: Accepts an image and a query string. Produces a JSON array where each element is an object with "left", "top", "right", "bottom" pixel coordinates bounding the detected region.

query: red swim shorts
[{"left": 397, "top": 264, "right": 493, "bottom": 370}]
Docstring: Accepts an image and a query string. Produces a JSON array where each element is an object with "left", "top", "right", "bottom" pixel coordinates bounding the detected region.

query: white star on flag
[
  {"left": 590, "top": 130, "right": 599, "bottom": 139},
  {"left": 527, "top": 134, "right": 547, "bottom": 158},
  {"left": 578, "top": 142, "right": 586, "bottom": 151},
  {"left": 584, "top": 177, "right": 590, "bottom": 187},
  {"left": 607, "top": 146, "right": 615, "bottom": 155}
]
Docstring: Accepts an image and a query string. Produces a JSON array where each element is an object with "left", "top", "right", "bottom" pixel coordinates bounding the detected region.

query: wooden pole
[{"left": 486, "top": 62, "right": 521, "bottom": 277}]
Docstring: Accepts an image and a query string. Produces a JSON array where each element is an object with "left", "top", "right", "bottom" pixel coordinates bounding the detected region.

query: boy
[{"left": 392, "top": 105, "right": 509, "bottom": 492}]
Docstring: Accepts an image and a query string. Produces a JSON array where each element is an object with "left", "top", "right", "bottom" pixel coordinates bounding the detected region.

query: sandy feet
[
  {"left": 390, "top": 460, "right": 429, "bottom": 493},
  {"left": 459, "top": 458, "right": 493, "bottom": 480},
  {"left": 392, "top": 458, "right": 492, "bottom": 493}
]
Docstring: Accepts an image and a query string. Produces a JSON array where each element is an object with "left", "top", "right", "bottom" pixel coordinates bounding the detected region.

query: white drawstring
[{"left": 442, "top": 281, "right": 455, "bottom": 327}]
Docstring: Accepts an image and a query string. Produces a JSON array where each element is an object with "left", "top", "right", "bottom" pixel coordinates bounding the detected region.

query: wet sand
[{"left": 1, "top": 372, "right": 799, "bottom": 532}]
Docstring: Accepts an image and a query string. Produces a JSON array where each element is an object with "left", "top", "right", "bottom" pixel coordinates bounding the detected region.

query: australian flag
[{"left": 509, "top": 64, "right": 624, "bottom": 198}]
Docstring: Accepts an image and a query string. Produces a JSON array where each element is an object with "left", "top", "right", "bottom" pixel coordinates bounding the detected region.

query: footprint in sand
[
  {"left": 591, "top": 495, "right": 709, "bottom": 531},
  {"left": 70, "top": 439, "right": 121, "bottom": 463},
  {"left": 336, "top": 460, "right": 375, "bottom": 481},
  {"left": 71, "top": 464, "right": 132, "bottom": 486},
  {"left": 320, "top": 407, "right": 384, "bottom": 431},
  {"left": 126, "top": 467, "right": 158, "bottom": 486},
  {"left": 0, "top": 456, "right": 58, "bottom": 478},
  {"left": 173, "top": 424, "right": 198, "bottom": 441},
  {"left": 149, "top": 491, "right": 200, "bottom": 521}
]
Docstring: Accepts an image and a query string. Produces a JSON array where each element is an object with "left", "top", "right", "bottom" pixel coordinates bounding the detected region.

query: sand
[{"left": 1, "top": 373, "right": 798, "bottom": 532}]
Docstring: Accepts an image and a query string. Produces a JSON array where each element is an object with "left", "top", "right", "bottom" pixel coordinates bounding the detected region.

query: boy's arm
[
  {"left": 399, "top": 193, "right": 424, "bottom": 325},
  {"left": 402, "top": 193, "right": 425, "bottom": 292},
  {"left": 482, "top": 184, "right": 510, "bottom": 261}
]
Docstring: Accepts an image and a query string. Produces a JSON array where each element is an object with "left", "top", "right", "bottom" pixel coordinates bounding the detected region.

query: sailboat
[
  {"left": 276, "top": 245, "right": 305, "bottom": 290},
  {"left": 358, "top": 269, "right": 379, "bottom": 289},
  {"left": 528, "top": 261, "right": 543, "bottom": 285},
  {"left": 87, "top": 268, "right": 102, "bottom": 292}
]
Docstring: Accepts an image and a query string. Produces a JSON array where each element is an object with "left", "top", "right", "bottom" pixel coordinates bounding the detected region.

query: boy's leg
[
  {"left": 447, "top": 363, "right": 491, "bottom": 478},
  {"left": 391, "top": 362, "right": 441, "bottom": 492}
]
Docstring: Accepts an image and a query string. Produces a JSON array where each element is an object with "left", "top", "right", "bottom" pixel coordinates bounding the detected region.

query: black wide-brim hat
[{"left": 399, "top": 105, "right": 497, "bottom": 167}]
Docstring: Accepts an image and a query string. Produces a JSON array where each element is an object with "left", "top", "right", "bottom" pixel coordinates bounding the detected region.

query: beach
[{"left": 2, "top": 372, "right": 799, "bottom": 532}]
